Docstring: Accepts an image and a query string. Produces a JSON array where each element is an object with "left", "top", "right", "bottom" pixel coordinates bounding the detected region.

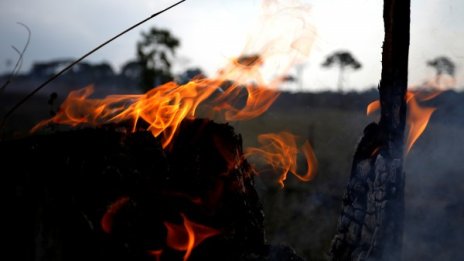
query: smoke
[{"left": 402, "top": 91, "right": 464, "bottom": 260}]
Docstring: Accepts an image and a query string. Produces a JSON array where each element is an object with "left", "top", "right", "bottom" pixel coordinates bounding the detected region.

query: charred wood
[
  {"left": 3, "top": 119, "right": 302, "bottom": 261},
  {"left": 330, "top": 0, "right": 410, "bottom": 260},
  {"left": 329, "top": 123, "right": 405, "bottom": 260}
]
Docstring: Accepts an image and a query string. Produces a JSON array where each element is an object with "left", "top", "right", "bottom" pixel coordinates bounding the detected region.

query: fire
[
  {"left": 31, "top": 79, "right": 280, "bottom": 148},
  {"left": 101, "top": 196, "right": 130, "bottom": 234},
  {"left": 405, "top": 92, "right": 436, "bottom": 153},
  {"left": 102, "top": 199, "right": 219, "bottom": 261},
  {"left": 366, "top": 100, "right": 380, "bottom": 116},
  {"left": 31, "top": 0, "right": 317, "bottom": 186},
  {"left": 164, "top": 214, "right": 220, "bottom": 261},
  {"left": 31, "top": 0, "right": 314, "bottom": 145},
  {"left": 366, "top": 90, "right": 437, "bottom": 154},
  {"left": 27, "top": 1, "right": 320, "bottom": 259},
  {"left": 245, "top": 132, "right": 317, "bottom": 187},
  {"left": 210, "top": 78, "right": 281, "bottom": 122}
]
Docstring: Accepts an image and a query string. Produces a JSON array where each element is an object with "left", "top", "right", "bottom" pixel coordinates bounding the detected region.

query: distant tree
[
  {"left": 322, "top": 51, "right": 361, "bottom": 91},
  {"left": 136, "top": 27, "right": 180, "bottom": 91},
  {"left": 427, "top": 56, "right": 455, "bottom": 86}
]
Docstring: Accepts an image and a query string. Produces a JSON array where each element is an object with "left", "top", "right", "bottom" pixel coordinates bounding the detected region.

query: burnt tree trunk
[{"left": 330, "top": 0, "right": 410, "bottom": 260}]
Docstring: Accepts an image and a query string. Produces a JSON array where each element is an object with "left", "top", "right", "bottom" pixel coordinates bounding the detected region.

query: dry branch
[{"left": 0, "top": 0, "right": 186, "bottom": 132}]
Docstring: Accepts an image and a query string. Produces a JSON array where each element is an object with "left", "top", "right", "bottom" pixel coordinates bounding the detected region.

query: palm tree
[{"left": 322, "top": 51, "right": 362, "bottom": 91}]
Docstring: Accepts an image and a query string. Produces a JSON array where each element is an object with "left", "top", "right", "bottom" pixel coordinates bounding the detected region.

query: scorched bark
[{"left": 330, "top": 0, "right": 410, "bottom": 260}]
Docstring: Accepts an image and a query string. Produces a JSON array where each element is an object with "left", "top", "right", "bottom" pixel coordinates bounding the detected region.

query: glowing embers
[{"left": 245, "top": 131, "right": 317, "bottom": 188}]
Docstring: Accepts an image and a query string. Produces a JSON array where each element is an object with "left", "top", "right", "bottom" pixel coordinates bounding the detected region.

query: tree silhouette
[
  {"left": 136, "top": 27, "right": 180, "bottom": 91},
  {"left": 427, "top": 56, "right": 455, "bottom": 86},
  {"left": 322, "top": 51, "right": 361, "bottom": 91}
]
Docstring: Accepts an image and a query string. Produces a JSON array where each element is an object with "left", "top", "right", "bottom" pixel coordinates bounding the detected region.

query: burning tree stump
[
  {"left": 330, "top": 0, "right": 410, "bottom": 260},
  {"left": 329, "top": 123, "right": 404, "bottom": 260},
  {"left": 4, "top": 119, "right": 303, "bottom": 261}
]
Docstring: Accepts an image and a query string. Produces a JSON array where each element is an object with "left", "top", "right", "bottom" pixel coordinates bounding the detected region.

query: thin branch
[
  {"left": 0, "top": 0, "right": 186, "bottom": 131},
  {"left": 0, "top": 22, "right": 31, "bottom": 93}
]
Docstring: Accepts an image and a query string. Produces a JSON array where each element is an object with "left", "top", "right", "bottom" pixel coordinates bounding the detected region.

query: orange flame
[
  {"left": 365, "top": 90, "right": 437, "bottom": 154},
  {"left": 164, "top": 214, "right": 220, "bottom": 261},
  {"left": 32, "top": 0, "right": 315, "bottom": 150},
  {"left": 405, "top": 93, "right": 436, "bottom": 153},
  {"left": 366, "top": 100, "right": 380, "bottom": 116},
  {"left": 245, "top": 131, "right": 317, "bottom": 187},
  {"left": 210, "top": 80, "right": 281, "bottom": 122},
  {"left": 32, "top": 79, "right": 283, "bottom": 148},
  {"left": 31, "top": 0, "right": 318, "bottom": 188},
  {"left": 101, "top": 196, "right": 130, "bottom": 234}
]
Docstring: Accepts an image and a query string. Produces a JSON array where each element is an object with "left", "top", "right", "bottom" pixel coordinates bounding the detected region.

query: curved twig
[
  {"left": 0, "top": 0, "right": 186, "bottom": 131},
  {"left": 0, "top": 22, "right": 31, "bottom": 93}
]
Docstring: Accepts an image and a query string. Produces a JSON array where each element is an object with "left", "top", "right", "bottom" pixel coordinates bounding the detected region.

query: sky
[{"left": 0, "top": 0, "right": 463, "bottom": 91}]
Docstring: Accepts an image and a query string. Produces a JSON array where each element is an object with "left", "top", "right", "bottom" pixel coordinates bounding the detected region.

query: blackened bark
[
  {"left": 380, "top": 0, "right": 410, "bottom": 158},
  {"left": 373, "top": 1, "right": 410, "bottom": 259},
  {"left": 330, "top": 1, "right": 410, "bottom": 260}
]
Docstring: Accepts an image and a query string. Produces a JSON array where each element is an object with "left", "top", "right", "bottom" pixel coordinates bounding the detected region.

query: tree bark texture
[{"left": 329, "top": 0, "right": 410, "bottom": 260}]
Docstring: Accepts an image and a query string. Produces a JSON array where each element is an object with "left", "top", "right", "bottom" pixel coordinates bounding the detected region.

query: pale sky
[{"left": 0, "top": 0, "right": 463, "bottom": 91}]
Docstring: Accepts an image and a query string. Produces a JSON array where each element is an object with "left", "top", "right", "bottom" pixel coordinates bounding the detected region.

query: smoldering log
[{"left": 3, "top": 119, "right": 303, "bottom": 261}]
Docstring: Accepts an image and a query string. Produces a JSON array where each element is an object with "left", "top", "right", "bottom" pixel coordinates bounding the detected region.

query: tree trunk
[
  {"left": 337, "top": 65, "right": 345, "bottom": 92},
  {"left": 329, "top": 0, "right": 410, "bottom": 260}
]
